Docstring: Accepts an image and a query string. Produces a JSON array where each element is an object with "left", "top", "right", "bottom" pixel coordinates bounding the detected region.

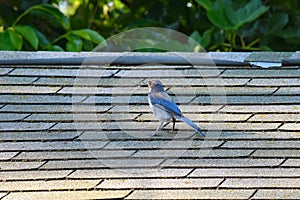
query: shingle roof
[{"left": 0, "top": 51, "right": 299, "bottom": 199}]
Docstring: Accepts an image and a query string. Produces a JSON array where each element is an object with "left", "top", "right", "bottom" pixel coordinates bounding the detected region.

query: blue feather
[{"left": 150, "top": 96, "right": 182, "bottom": 116}]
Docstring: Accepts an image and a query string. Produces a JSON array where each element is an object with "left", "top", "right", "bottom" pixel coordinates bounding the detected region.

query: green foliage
[
  {"left": 206, "top": 0, "right": 269, "bottom": 30},
  {"left": 0, "top": 31, "right": 15, "bottom": 50},
  {"left": 0, "top": 1, "right": 105, "bottom": 51},
  {"left": 194, "top": 0, "right": 270, "bottom": 50},
  {"left": 193, "top": 0, "right": 300, "bottom": 51},
  {"left": 72, "top": 29, "right": 105, "bottom": 44},
  {"left": 0, "top": 0, "right": 299, "bottom": 51},
  {"left": 26, "top": 4, "right": 71, "bottom": 30},
  {"left": 14, "top": 25, "right": 39, "bottom": 50}
]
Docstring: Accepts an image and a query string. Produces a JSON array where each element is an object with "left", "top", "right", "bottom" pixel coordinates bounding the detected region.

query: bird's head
[
  {"left": 145, "top": 80, "right": 164, "bottom": 92},
  {"left": 146, "top": 80, "right": 163, "bottom": 88}
]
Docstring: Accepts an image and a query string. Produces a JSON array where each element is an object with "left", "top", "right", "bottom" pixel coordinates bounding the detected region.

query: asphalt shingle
[{"left": 0, "top": 51, "right": 299, "bottom": 199}]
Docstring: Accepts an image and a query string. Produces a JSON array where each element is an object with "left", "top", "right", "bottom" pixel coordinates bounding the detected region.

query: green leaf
[
  {"left": 190, "top": 31, "right": 202, "bottom": 43},
  {"left": 259, "top": 13, "right": 289, "bottom": 35},
  {"left": 72, "top": 29, "right": 105, "bottom": 44},
  {"left": 190, "top": 29, "right": 211, "bottom": 48},
  {"left": 194, "top": 0, "right": 213, "bottom": 10},
  {"left": 30, "top": 4, "right": 70, "bottom": 30},
  {"left": 225, "top": 0, "right": 269, "bottom": 29},
  {"left": 201, "top": 29, "right": 213, "bottom": 48},
  {"left": 8, "top": 28, "right": 23, "bottom": 50},
  {"left": 206, "top": 0, "right": 269, "bottom": 30},
  {"left": 49, "top": 45, "right": 65, "bottom": 51},
  {"left": 66, "top": 35, "right": 83, "bottom": 52},
  {"left": 205, "top": 0, "right": 235, "bottom": 29},
  {"left": 34, "top": 29, "right": 51, "bottom": 49},
  {"left": 14, "top": 25, "right": 39, "bottom": 50},
  {"left": 0, "top": 31, "right": 15, "bottom": 50},
  {"left": 83, "top": 40, "right": 94, "bottom": 51},
  {"left": 238, "top": 21, "right": 260, "bottom": 38},
  {"left": 72, "top": 29, "right": 90, "bottom": 40},
  {"left": 207, "top": 9, "right": 235, "bottom": 30}
]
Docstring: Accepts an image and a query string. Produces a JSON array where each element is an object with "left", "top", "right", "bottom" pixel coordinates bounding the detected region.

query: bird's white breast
[{"left": 150, "top": 103, "right": 172, "bottom": 122}]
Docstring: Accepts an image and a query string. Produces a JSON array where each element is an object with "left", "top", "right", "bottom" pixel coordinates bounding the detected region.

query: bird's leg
[
  {"left": 154, "top": 122, "right": 164, "bottom": 135},
  {"left": 172, "top": 117, "right": 176, "bottom": 133}
]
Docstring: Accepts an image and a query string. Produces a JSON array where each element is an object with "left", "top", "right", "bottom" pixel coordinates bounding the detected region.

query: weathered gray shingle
[{"left": 0, "top": 52, "right": 299, "bottom": 199}]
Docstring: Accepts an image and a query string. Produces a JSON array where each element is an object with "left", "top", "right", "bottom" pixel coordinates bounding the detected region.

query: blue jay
[{"left": 146, "top": 80, "right": 205, "bottom": 137}]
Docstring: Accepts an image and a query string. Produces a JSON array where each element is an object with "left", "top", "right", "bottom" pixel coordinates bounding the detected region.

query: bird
[{"left": 146, "top": 80, "right": 205, "bottom": 137}]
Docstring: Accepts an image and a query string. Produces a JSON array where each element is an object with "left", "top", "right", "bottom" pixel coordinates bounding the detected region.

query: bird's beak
[{"left": 141, "top": 80, "right": 149, "bottom": 86}]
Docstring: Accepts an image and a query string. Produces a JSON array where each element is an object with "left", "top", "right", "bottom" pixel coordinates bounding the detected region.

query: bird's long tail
[{"left": 179, "top": 116, "right": 205, "bottom": 137}]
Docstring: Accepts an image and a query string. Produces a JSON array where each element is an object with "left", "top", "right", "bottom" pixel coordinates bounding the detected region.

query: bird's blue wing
[{"left": 150, "top": 95, "right": 182, "bottom": 116}]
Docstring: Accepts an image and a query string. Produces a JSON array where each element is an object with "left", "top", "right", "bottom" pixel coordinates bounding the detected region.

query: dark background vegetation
[{"left": 0, "top": 0, "right": 299, "bottom": 52}]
